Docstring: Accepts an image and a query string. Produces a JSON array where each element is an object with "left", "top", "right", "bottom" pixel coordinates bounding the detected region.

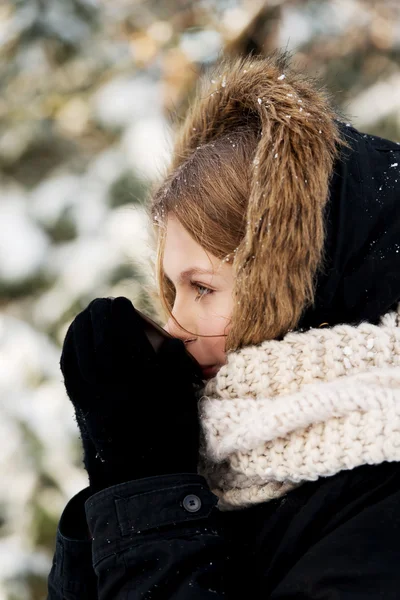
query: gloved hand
[{"left": 60, "top": 296, "right": 203, "bottom": 493}]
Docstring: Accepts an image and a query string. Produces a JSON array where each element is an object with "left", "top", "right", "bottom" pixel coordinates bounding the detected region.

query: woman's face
[{"left": 163, "top": 214, "right": 234, "bottom": 379}]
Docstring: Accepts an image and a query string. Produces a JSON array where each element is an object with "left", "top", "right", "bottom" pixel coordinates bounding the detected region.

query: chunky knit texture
[{"left": 198, "top": 305, "right": 400, "bottom": 510}]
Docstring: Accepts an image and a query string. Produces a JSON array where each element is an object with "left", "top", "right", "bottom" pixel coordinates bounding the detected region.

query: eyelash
[{"left": 190, "top": 281, "right": 214, "bottom": 301}]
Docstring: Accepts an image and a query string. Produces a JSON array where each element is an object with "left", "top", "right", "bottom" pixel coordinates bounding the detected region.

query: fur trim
[
  {"left": 198, "top": 305, "right": 400, "bottom": 510},
  {"left": 170, "top": 53, "right": 345, "bottom": 349}
]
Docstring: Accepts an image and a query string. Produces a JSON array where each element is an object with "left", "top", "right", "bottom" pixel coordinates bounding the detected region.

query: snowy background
[{"left": 1, "top": 0, "right": 399, "bottom": 598}]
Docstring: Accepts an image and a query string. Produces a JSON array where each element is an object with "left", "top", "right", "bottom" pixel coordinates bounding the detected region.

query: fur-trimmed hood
[
  {"left": 170, "top": 53, "right": 344, "bottom": 349},
  {"left": 169, "top": 53, "right": 400, "bottom": 348}
]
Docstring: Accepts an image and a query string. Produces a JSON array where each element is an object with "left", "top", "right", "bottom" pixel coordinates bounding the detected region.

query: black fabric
[
  {"left": 85, "top": 474, "right": 219, "bottom": 567},
  {"left": 60, "top": 296, "right": 202, "bottom": 492},
  {"left": 47, "top": 463, "right": 400, "bottom": 599},
  {"left": 298, "top": 124, "right": 400, "bottom": 330},
  {"left": 47, "top": 487, "right": 96, "bottom": 600},
  {"left": 48, "top": 126, "right": 400, "bottom": 597}
]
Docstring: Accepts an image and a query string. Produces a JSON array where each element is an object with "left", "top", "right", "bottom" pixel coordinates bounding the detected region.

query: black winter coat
[
  {"left": 48, "top": 117, "right": 400, "bottom": 598},
  {"left": 47, "top": 461, "right": 400, "bottom": 599}
]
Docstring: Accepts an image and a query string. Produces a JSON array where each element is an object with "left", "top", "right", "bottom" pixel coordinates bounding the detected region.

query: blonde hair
[
  {"left": 148, "top": 128, "right": 258, "bottom": 348},
  {"left": 146, "top": 54, "right": 343, "bottom": 352}
]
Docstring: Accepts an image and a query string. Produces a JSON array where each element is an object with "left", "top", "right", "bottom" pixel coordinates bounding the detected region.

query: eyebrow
[{"left": 165, "top": 267, "right": 216, "bottom": 285}]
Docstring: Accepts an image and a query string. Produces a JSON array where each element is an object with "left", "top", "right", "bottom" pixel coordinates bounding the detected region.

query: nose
[{"left": 164, "top": 314, "right": 197, "bottom": 345}]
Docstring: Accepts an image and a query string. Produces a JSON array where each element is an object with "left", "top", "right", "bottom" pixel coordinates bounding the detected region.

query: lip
[{"left": 200, "top": 364, "right": 220, "bottom": 379}]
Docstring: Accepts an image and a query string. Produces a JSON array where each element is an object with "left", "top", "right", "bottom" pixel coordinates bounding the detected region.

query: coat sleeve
[
  {"left": 47, "top": 487, "right": 98, "bottom": 600},
  {"left": 84, "top": 473, "right": 229, "bottom": 599},
  {"left": 269, "top": 471, "right": 400, "bottom": 599}
]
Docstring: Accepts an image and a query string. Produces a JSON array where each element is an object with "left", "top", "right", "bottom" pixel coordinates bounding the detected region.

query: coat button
[{"left": 183, "top": 494, "right": 202, "bottom": 513}]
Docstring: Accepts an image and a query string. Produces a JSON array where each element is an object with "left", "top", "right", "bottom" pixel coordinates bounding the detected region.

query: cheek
[
  {"left": 198, "top": 311, "right": 230, "bottom": 361},
  {"left": 197, "top": 303, "right": 231, "bottom": 336}
]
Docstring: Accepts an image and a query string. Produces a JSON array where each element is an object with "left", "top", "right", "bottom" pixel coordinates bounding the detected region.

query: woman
[{"left": 48, "top": 53, "right": 400, "bottom": 599}]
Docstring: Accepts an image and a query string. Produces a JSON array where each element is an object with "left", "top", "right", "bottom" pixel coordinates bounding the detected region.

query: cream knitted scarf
[{"left": 198, "top": 305, "right": 400, "bottom": 510}]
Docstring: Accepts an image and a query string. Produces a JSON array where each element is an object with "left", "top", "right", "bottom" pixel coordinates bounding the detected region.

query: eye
[{"left": 190, "top": 281, "right": 214, "bottom": 301}]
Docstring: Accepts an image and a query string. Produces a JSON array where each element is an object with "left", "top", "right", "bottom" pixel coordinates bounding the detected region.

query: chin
[{"left": 201, "top": 364, "right": 221, "bottom": 380}]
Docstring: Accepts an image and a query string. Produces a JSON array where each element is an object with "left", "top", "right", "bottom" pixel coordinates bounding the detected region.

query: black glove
[{"left": 60, "top": 296, "right": 204, "bottom": 493}]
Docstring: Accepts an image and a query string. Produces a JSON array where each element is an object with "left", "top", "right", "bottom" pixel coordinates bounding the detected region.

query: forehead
[
  {"left": 163, "top": 215, "right": 217, "bottom": 278},
  {"left": 164, "top": 215, "right": 209, "bottom": 262}
]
